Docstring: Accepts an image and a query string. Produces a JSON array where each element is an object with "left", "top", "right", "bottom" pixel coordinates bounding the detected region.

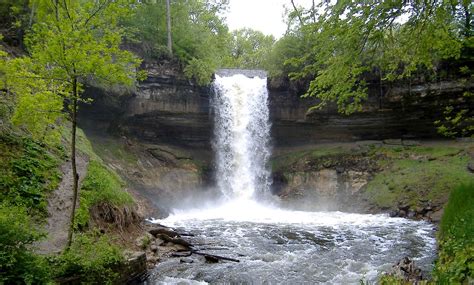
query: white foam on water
[{"left": 147, "top": 71, "right": 437, "bottom": 284}]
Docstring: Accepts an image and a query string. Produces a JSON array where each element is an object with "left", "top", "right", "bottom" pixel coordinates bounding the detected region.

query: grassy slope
[
  {"left": 364, "top": 145, "right": 471, "bottom": 209},
  {"left": 434, "top": 183, "right": 474, "bottom": 283},
  {"left": 0, "top": 132, "right": 63, "bottom": 217},
  {"left": 0, "top": 125, "right": 137, "bottom": 283},
  {"left": 271, "top": 142, "right": 473, "bottom": 210}
]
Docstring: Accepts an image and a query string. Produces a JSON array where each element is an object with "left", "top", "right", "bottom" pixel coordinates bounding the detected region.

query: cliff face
[
  {"left": 78, "top": 63, "right": 472, "bottom": 215},
  {"left": 80, "top": 63, "right": 472, "bottom": 151}
]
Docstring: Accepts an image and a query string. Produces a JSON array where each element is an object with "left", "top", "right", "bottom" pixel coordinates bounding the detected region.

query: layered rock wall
[{"left": 80, "top": 65, "right": 472, "bottom": 150}]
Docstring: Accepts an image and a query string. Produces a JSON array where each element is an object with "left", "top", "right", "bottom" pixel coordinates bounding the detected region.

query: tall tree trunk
[
  {"left": 166, "top": 0, "right": 172, "bottom": 55},
  {"left": 290, "top": 0, "right": 304, "bottom": 27},
  {"left": 463, "top": 2, "right": 472, "bottom": 38},
  {"left": 67, "top": 77, "right": 79, "bottom": 249}
]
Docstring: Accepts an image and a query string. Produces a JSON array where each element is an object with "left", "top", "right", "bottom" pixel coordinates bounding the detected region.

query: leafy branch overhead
[
  {"left": 23, "top": 0, "right": 142, "bottom": 248},
  {"left": 283, "top": 1, "right": 472, "bottom": 116}
]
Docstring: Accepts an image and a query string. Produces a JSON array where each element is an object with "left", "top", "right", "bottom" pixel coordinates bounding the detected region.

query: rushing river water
[
  {"left": 146, "top": 70, "right": 437, "bottom": 284},
  {"left": 147, "top": 200, "right": 436, "bottom": 284}
]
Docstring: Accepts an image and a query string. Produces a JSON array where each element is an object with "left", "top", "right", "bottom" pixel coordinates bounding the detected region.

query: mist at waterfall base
[{"left": 147, "top": 72, "right": 436, "bottom": 284}]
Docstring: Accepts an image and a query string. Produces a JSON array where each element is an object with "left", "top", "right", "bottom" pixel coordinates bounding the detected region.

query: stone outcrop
[
  {"left": 386, "top": 257, "right": 424, "bottom": 283},
  {"left": 77, "top": 62, "right": 472, "bottom": 215},
  {"left": 80, "top": 62, "right": 473, "bottom": 152},
  {"left": 272, "top": 148, "right": 378, "bottom": 212}
]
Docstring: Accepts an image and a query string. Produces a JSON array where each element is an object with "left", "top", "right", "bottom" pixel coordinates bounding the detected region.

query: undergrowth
[
  {"left": 363, "top": 145, "right": 471, "bottom": 209},
  {"left": 51, "top": 231, "right": 124, "bottom": 284},
  {"left": 433, "top": 183, "right": 474, "bottom": 283},
  {"left": 75, "top": 160, "right": 133, "bottom": 229},
  {"left": 0, "top": 204, "right": 51, "bottom": 284},
  {"left": 0, "top": 132, "right": 62, "bottom": 217}
]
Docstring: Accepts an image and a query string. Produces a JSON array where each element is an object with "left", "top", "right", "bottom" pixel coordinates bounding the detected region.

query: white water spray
[
  {"left": 150, "top": 72, "right": 436, "bottom": 285},
  {"left": 212, "top": 72, "right": 271, "bottom": 200}
]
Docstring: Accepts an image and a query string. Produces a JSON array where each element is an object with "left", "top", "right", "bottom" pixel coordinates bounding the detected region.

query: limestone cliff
[{"left": 80, "top": 62, "right": 473, "bottom": 151}]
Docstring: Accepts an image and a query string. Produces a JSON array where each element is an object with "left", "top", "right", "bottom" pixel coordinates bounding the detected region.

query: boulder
[
  {"left": 149, "top": 228, "right": 180, "bottom": 238},
  {"left": 388, "top": 257, "right": 423, "bottom": 282},
  {"left": 467, "top": 161, "right": 474, "bottom": 173},
  {"left": 180, "top": 258, "right": 194, "bottom": 264}
]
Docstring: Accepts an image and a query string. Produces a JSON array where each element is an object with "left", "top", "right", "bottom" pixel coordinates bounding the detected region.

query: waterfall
[{"left": 212, "top": 71, "right": 271, "bottom": 200}]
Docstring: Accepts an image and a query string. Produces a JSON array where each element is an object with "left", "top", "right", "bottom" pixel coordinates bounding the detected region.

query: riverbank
[{"left": 271, "top": 139, "right": 473, "bottom": 221}]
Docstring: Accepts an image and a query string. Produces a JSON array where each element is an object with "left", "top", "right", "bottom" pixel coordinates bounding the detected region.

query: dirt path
[{"left": 37, "top": 154, "right": 89, "bottom": 255}]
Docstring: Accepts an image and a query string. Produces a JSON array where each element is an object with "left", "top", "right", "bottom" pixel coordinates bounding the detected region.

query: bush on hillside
[
  {"left": 434, "top": 183, "right": 474, "bottom": 283},
  {"left": 0, "top": 204, "right": 51, "bottom": 284}
]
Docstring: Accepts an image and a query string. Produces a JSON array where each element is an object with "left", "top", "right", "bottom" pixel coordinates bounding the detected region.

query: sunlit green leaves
[
  {"left": 222, "top": 28, "right": 275, "bottom": 70},
  {"left": 125, "top": 0, "right": 229, "bottom": 85},
  {"left": 26, "top": 0, "right": 141, "bottom": 96},
  {"left": 285, "top": 0, "right": 471, "bottom": 115}
]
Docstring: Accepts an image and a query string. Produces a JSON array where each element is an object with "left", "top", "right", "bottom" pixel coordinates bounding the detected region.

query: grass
[
  {"left": 0, "top": 133, "right": 62, "bottom": 217},
  {"left": 89, "top": 137, "right": 138, "bottom": 165},
  {"left": 433, "top": 183, "right": 474, "bottom": 283},
  {"left": 51, "top": 231, "right": 124, "bottom": 284},
  {"left": 364, "top": 145, "right": 471, "bottom": 209},
  {"left": 75, "top": 160, "right": 134, "bottom": 229}
]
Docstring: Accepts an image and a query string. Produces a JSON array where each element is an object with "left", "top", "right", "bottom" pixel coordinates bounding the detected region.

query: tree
[
  {"left": 286, "top": 1, "right": 472, "bottom": 115},
  {"left": 124, "top": 0, "right": 230, "bottom": 85},
  {"left": 0, "top": 36, "right": 64, "bottom": 143},
  {"left": 166, "top": 0, "right": 172, "bottom": 55},
  {"left": 222, "top": 28, "right": 275, "bottom": 69},
  {"left": 26, "top": 0, "right": 141, "bottom": 248}
]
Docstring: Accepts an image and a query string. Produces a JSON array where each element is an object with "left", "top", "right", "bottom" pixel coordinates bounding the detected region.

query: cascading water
[
  {"left": 212, "top": 72, "right": 271, "bottom": 200},
  {"left": 147, "top": 70, "right": 436, "bottom": 285}
]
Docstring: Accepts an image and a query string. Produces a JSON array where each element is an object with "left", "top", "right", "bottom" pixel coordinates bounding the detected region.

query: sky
[{"left": 225, "top": 0, "right": 312, "bottom": 39}]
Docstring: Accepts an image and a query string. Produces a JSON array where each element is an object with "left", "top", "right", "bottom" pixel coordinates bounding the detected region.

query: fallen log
[
  {"left": 149, "top": 228, "right": 180, "bottom": 238},
  {"left": 156, "top": 234, "right": 192, "bottom": 248},
  {"left": 171, "top": 251, "right": 192, "bottom": 257},
  {"left": 191, "top": 251, "right": 240, "bottom": 263}
]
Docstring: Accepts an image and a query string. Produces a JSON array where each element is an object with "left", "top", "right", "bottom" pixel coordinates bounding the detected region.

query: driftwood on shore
[
  {"left": 148, "top": 226, "right": 240, "bottom": 263},
  {"left": 192, "top": 250, "right": 240, "bottom": 263}
]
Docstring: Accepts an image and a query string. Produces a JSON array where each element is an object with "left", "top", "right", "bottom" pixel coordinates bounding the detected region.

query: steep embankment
[
  {"left": 0, "top": 123, "right": 150, "bottom": 283},
  {"left": 79, "top": 126, "right": 214, "bottom": 217},
  {"left": 37, "top": 153, "right": 89, "bottom": 254},
  {"left": 271, "top": 139, "right": 473, "bottom": 220}
]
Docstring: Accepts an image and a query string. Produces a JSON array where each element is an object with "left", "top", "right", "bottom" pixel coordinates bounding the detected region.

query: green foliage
[
  {"left": 222, "top": 28, "right": 275, "bottom": 69},
  {"left": 0, "top": 0, "right": 29, "bottom": 45},
  {"left": 184, "top": 57, "right": 215, "bottom": 86},
  {"left": 364, "top": 145, "right": 471, "bottom": 209},
  {"left": 266, "top": 33, "right": 306, "bottom": 78},
  {"left": 434, "top": 183, "right": 474, "bottom": 283},
  {"left": 282, "top": 1, "right": 471, "bottom": 114},
  {"left": 52, "top": 231, "right": 124, "bottom": 284},
  {"left": 0, "top": 43, "right": 63, "bottom": 143},
  {"left": 435, "top": 91, "right": 474, "bottom": 138},
  {"left": 0, "top": 204, "right": 51, "bottom": 284},
  {"left": 75, "top": 160, "right": 133, "bottom": 229},
  {"left": 125, "top": 0, "right": 229, "bottom": 85},
  {"left": 0, "top": 133, "right": 62, "bottom": 216},
  {"left": 26, "top": 0, "right": 141, "bottom": 99}
]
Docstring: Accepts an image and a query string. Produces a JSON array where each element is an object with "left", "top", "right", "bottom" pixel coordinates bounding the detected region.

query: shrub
[
  {"left": 0, "top": 204, "right": 51, "bottom": 284},
  {"left": 75, "top": 160, "right": 133, "bottom": 229},
  {"left": 0, "top": 134, "right": 61, "bottom": 217},
  {"left": 434, "top": 183, "right": 474, "bottom": 283},
  {"left": 52, "top": 231, "right": 124, "bottom": 284}
]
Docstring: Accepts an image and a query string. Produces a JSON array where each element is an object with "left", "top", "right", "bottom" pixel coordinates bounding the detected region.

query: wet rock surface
[
  {"left": 79, "top": 60, "right": 473, "bottom": 151},
  {"left": 387, "top": 257, "right": 424, "bottom": 283}
]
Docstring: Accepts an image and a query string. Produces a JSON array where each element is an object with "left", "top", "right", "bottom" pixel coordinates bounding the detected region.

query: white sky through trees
[{"left": 225, "top": 0, "right": 313, "bottom": 38}]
